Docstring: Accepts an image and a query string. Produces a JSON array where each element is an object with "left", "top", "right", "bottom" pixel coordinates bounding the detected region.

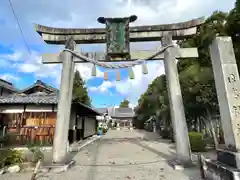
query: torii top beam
[{"left": 35, "top": 17, "right": 205, "bottom": 44}]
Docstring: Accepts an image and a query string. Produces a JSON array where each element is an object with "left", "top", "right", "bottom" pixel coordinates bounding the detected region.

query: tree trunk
[
  {"left": 197, "top": 117, "right": 201, "bottom": 132},
  {"left": 206, "top": 109, "right": 219, "bottom": 149},
  {"left": 199, "top": 117, "right": 203, "bottom": 133}
]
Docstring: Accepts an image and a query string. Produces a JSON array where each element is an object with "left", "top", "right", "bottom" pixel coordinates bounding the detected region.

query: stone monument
[{"left": 204, "top": 37, "right": 240, "bottom": 180}]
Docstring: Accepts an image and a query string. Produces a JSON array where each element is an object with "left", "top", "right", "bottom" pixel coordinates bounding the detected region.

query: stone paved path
[{"left": 1, "top": 129, "right": 201, "bottom": 180}]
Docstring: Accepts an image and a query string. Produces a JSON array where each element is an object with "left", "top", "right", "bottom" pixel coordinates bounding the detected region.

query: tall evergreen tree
[{"left": 72, "top": 70, "right": 91, "bottom": 106}]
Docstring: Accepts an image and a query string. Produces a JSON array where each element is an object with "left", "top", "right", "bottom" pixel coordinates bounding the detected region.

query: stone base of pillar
[
  {"left": 117, "top": 127, "right": 120, "bottom": 130},
  {"left": 42, "top": 160, "right": 76, "bottom": 173},
  {"left": 130, "top": 127, "right": 133, "bottom": 131},
  {"left": 168, "top": 159, "right": 194, "bottom": 170},
  {"left": 216, "top": 149, "right": 240, "bottom": 169},
  {"left": 204, "top": 158, "right": 240, "bottom": 180},
  {"left": 203, "top": 149, "right": 240, "bottom": 180}
]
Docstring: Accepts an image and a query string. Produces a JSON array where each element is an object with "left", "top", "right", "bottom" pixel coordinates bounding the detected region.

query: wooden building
[{"left": 0, "top": 79, "right": 101, "bottom": 145}]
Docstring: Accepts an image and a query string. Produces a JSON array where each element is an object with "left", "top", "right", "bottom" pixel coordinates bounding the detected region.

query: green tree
[
  {"left": 72, "top": 70, "right": 91, "bottom": 106},
  {"left": 134, "top": 11, "right": 228, "bottom": 145},
  {"left": 119, "top": 99, "right": 130, "bottom": 108},
  {"left": 134, "top": 74, "right": 169, "bottom": 127},
  {"left": 226, "top": 0, "right": 240, "bottom": 69}
]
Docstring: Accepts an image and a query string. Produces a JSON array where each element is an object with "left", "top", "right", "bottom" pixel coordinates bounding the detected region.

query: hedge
[{"left": 188, "top": 132, "right": 206, "bottom": 152}]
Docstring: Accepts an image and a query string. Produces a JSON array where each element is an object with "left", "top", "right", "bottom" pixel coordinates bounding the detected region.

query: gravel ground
[{"left": 1, "top": 129, "right": 202, "bottom": 180}]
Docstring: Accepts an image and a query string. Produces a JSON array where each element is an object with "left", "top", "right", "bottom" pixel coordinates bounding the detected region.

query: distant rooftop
[
  {"left": 95, "top": 108, "right": 108, "bottom": 114},
  {"left": 107, "top": 107, "right": 134, "bottom": 118},
  {"left": 0, "top": 78, "right": 19, "bottom": 92},
  {"left": 19, "top": 80, "right": 58, "bottom": 94}
]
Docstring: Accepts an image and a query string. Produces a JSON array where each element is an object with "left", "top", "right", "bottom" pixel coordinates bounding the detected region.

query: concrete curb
[
  {"left": 1, "top": 135, "right": 101, "bottom": 153},
  {"left": 1, "top": 146, "right": 52, "bottom": 152},
  {"left": 69, "top": 135, "right": 101, "bottom": 152},
  {"left": 167, "top": 159, "right": 196, "bottom": 170},
  {"left": 38, "top": 135, "right": 102, "bottom": 173}
]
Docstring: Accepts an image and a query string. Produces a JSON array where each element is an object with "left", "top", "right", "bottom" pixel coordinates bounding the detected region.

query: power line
[{"left": 7, "top": 0, "right": 32, "bottom": 56}]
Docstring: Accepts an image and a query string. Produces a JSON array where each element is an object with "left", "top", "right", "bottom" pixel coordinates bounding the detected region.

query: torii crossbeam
[{"left": 35, "top": 17, "right": 204, "bottom": 44}]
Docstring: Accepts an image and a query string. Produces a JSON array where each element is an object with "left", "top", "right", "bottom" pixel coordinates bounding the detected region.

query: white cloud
[
  {"left": 115, "top": 61, "right": 165, "bottom": 104},
  {"left": 0, "top": 49, "right": 104, "bottom": 87},
  {"left": 89, "top": 81, "right": 114, "bottom": 93},
  {"left": 6, "top": 50, "right": 62, "bottom": 81},
  {"left": 75, "top": 63, "right": 103, "bottom": 81},
  {"left": 19, "top": 63, "right": 40, "bottom": 73},
  {"left": 0, "top": 51, "right": 23, "bottom": 62},
  {"left": 0, "top": 74, "right": 19, "bottom": 82},
  {"left": 129, "top": 103, "right": 136, "bottom": 108},
  {"left": 89, "top": 61, "right": 165, "bottom": 104}
]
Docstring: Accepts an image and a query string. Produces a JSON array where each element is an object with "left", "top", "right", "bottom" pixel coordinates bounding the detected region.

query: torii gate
[{"left": 35, "top": 15, "right": 204, "bottom": 166}]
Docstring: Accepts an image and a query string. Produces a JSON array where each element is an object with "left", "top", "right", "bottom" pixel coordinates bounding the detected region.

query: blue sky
[{"left": 0, "top": 0, "right": 235, "bottom": 108}]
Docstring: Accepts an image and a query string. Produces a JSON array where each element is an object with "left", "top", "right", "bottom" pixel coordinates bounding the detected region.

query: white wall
[
  {"left": 25, "top": 105, "right": 55, "bottom": 112},
  {"left": 0, "top": 105, "right": 24, "bottom": 113},
  {"left": 84, "top": 116, "right": 96, "bottom": 138},
  {"left": 0, "top": 105, "right": 56, "bottom": 113}
]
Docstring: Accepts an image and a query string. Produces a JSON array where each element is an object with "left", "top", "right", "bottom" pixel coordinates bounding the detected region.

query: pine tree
[{"left": 72, "top": 70, "right": 91, "bottom": 106}]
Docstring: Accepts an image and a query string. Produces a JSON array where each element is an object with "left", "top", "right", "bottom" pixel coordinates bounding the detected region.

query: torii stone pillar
[
  {"left": 162, "top": 35, "right": 192, "bottom": 164},
  {"left": 52, "top": 37, "right": 76, "bottom": 164}
]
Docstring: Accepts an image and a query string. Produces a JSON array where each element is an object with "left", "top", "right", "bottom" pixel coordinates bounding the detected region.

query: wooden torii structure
[{"left": 35, "top": 16, "right": 204, "bottom": 166}]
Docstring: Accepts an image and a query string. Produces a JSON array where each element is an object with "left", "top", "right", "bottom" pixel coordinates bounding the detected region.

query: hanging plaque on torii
[{"left": 97, "top": 15, "right": 137, "bottom": 61}]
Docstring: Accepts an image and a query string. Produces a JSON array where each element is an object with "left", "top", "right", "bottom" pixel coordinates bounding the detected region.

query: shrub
[
  {"left": 0, "top": 149, "right": 24, "bottom": 167},
  {"left": 160, "top": 129, "right": 171, "bottom": 139},
  {"left": 160, "top": 128, "right": 174, "bottom": 140},
  {"left": 204, "top": 136, "right": 214, "bottom": 147},
  {"left": 103, "top": 127, "right": 108, "bottom": 134},
  {"left": 189, "top": 132, "right": 206, "bottom": 152},
  {"left": 27, "top": 145, "right": 44, "bottom": 163}
]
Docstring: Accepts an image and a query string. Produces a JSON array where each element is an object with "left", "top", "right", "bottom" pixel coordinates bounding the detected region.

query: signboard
[{"left": 98, "top": 15, "right": 137, "bottom": 61}]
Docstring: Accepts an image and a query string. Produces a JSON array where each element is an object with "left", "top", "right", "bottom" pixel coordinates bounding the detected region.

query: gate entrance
[{"left": 35, "top": 15, "right": 204, "bottom": 164}]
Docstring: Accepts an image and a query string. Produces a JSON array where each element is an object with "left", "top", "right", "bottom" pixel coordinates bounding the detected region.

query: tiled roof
[
  {"left": 0, "top": 93, "right": 58, "bottom": 104},
  {"left": 0, "top": 79, "right": 101, "bottom": 115},
  {"left": 0, "top": 79, "right": 19, "bottom": 92},
  {"left": 0, "top": 93, "right": 101, "bottom": 115},
  {"left": 20, "top": 80, "right": 58, "bottom": 93},
  {"left": 107, "top": 107, "right": 134, "bottom": 118}
]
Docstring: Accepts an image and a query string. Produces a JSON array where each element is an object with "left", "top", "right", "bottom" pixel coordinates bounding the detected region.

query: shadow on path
[
  {"left": 134, "top": 129, "right": 173, "bottom": 143},
  {"left": 85, "top": 139, "right": 102, "bottom": 180},
  {"left": 129, "top": 139, "right": 175, "bottom": 161},
  {"left": 97, "top": 136, "right": 175, "bottom": 161}
]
